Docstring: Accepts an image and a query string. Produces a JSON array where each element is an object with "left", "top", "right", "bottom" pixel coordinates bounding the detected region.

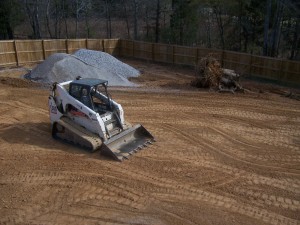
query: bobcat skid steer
[{"left": 48, "top": 77, "right": 154, "bottom": 161}]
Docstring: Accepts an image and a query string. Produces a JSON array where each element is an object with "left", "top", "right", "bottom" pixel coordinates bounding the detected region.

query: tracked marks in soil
[{"left": 103, "top": 162, "right": 299, "bottom": 225}]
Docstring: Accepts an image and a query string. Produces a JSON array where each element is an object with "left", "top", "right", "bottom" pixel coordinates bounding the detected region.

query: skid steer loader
[{"left": 48, "top": 77, "right": 154, "bottom": 161}]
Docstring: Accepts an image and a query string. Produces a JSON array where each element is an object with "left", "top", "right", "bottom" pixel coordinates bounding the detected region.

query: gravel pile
[
  {"left": 27, "top": 49, "right": 139, "bottom": 86},
  {"left": 73, "top": 49, "right": 139, "bottom": 78}
]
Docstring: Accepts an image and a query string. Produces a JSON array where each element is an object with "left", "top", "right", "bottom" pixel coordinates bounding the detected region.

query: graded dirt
[{"left": 0, "top": 59, "right": 299, "bottom": 225}]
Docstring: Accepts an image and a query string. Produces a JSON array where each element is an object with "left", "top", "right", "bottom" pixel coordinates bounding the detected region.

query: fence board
[
  {"left": 103, "top": 39, "right": 120, "bottom": 55},
  {"left": 67, "top": 39, "right": 87, "bottom": 54},
  {"left": 223, "top": 51, "right": 252, "bottom": 75},
  {"left": 43, "top": 39, "right": 67, "bottom": 57},
  {"left": 131, "top": 41, "right": 152, "bottom": 60},
  {"left": 0, "top": 41, "right": 16, "bottom": 66},
  {"left": 174, "top": 46, "right": 197, "bottom": 66},
  {"left": 251, "top": 56, "right": 283, "bottom": 80},
  {"left": 153, "top": 43, "right": 173, "bottom": 63},
  {"left": 86, "top": 39, "right": 103, "bottom": 51},
  {"left": 196, "top": 48, "right": 222, "bottom": 62},
  {"left": 281, "top": 60, "right": 300, "bottom": 83},
  {"left": 16, "top": 40, "right": 44, "bottom": 64},
  {"left": 120, "top": 39, "right": 133, "bottom": 57}
]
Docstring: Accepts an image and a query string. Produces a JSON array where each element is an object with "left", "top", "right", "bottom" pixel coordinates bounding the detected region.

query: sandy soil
[{"left": 0, "top": 59, "right": 299, "bottom": 225}]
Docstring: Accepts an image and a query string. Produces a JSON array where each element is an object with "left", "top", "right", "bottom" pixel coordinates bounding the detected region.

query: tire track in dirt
[
  {"left": 143, "top": 122, "right": 300, "bottom": 194},
  {"left": 152, "top": 192, "right": 298, "bottom": 225},
  {"left": 0, "top": 170, "right": 149, "bottom": 208},
  {"left": 0, "top": 100, "right": 48, "bottom": 114},
  {"left": 233, "top": 187, "right": 300, "bottom": 211},
  {"left": 208, "top": 127, "right": 300, "bottom": 164},
  {"left": 102, "top": 162, "right": 299, "bottom": 225},
  {"left": 150, "top": 123, "right": 300, "bottom": 194},
  {"left": 0, "top": 171, "right": 151, "bottom": 225},
  {"left": 162, "top": 123, "right": 300, "bottom": 175},
  {"left": 190, "top": 159, "right": 300, "bottom": 194}
]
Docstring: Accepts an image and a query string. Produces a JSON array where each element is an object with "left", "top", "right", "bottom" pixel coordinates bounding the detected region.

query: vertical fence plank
[
  {"left": 132, "top": 40, "right": 135, "bottom": 57},
  {"left": 152, "top": 43, "right": 155, "bottom": 61},
  {"left": 172, "top": 45, "right": 175, "bottom": 64},
  {"left": 65, "top": 39, "right": 69, "bottom": 54},
  {"left": 42, "top": 40, "right": 46, "bottom": 60},
  {"left": 13, "top": 40, "right": 19, "bottom": 66}
]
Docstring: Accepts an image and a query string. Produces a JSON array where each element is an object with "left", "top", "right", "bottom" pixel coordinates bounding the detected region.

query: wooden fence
[
  {"left": 0, "top": 39, "right": 120, "bottom": 66},
  {"left": 120, "top": 40, "right": 300, "bottom": 86},
  {"left": 0, "top": 38, "right": 299, "bottom": 86}
]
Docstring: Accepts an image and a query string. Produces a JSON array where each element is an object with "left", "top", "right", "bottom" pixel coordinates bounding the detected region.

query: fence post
[
  {"left": 42, "top": 40, "right": 46, "bottom": 60},
  {"left": 86, "top": 39, "right": 88, "bottom": 49},
  {"left": 102, "top": 39, "right": 105, "bottom": 52},
  {"left": 279, "top": 59, "right": 284, "bottom": 82},
  {"left": 65, "top": 39, "right": 69, "bottom": 54},
  {"left": 152, "top": 43, "right": 155, "bottom": 61},
  {"left": 13, "top": 40, "right": 19, "bottom": 66},
  {"left": 195, "top": 48, "right": 199, "bottom": 65},
  {"left": 132, "top": 40, "right": 135, "bottom": 57},
  {"left": 172, "top": 45, "right": 175, "bottom": 64},
  {"left": 221, "top": 49, "right": 225, "bottom": 67},
  {"left": 249, "top": 52, "right": 253, "bottom": 77}
]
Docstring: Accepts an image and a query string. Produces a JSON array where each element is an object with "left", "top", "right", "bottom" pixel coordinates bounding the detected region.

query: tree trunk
[
  {"left": 54, "top": 2, "right": 59, "bottom": 38},
  {"left": 122, "top": 0, "right": 130, "bottom": 38},
  {"left": 270, "top": 0, "right": 284, "bottom": 57},
  {"left": 63, "top": 0, "right": 68, "bottom": 38},
  {"left": 155, "top": 0, "right": 161, "bottom": 43},
  {"left": 105, "top": 0, "right": 112, "bottom": 38},
  {"left": 145, "top": 8, "right": 149, "bottom": 38},
  {"left": 205, "top": 9, "right": 212, "bottom": 48},
  {"left": 133, "top": 0, "right": 138, "bottom": 40},
  {"left": 213, "top": 5, "right": 225, "bottom": 50},
  {"left": 34, "top": 0, "right": 41, "bottom": 38},
  {"left": 85, "top": 7, "right": 90, "bottom": 38},
  {"left": 46, "top": 0, "right": 53, "bottom": 38},
  {"left": 263, "top": 0, "right": 272, "bottom": 56},
  {"left": 238, "top": 0, "right": 242, "bottom": 51},
  {"left": 76, "top": 0, "right": 79, "bottom": 38},
  {"left": 290, "top": 17, "right": 300, "bottom": 60}
]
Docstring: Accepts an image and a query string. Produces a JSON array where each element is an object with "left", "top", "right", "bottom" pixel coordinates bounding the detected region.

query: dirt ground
[{"left": 0, "top": 59, "right": 299, "bottom": 225}]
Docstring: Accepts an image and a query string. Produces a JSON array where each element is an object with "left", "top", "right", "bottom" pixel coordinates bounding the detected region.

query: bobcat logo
[{"left": 50, "top": 105, "right": 57, "bottom": 114}]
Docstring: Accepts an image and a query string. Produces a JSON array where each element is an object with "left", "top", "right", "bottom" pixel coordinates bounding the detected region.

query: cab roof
[{"left": 71, "top": 78, "right": 108, "bottom": 87}]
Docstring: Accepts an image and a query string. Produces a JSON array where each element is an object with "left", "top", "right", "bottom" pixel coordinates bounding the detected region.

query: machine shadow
[{"left": 0, "top": 122, "right": 115, "bottom": 161}]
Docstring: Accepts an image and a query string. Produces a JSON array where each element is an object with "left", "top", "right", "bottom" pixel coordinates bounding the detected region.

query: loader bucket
[{"left": 101, "top": 124, "right": 154, "bottom": 161}]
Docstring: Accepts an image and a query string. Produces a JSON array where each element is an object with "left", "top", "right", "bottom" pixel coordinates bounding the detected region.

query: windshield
[{"left": 91, "top": 84, "right": 112, "bottom": 113}]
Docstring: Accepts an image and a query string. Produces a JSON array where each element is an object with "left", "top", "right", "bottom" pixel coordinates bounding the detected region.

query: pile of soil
[{"left": 0, "top": 77, "right": 41, "bottom": 88}]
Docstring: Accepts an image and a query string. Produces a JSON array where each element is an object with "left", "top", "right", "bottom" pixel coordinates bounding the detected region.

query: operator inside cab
[{"left": 81, "top": 88, "right": 92, "bottom": 108}]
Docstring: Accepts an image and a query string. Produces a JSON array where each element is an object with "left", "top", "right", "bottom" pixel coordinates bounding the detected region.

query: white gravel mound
[
  {"left": 73, "top": 49, "right": 140, "bottom": 78},
  {"left": 27, "top": 49, "right": 139, "bottom": 86}
]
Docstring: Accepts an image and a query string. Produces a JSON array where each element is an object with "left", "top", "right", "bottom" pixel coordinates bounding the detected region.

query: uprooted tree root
[{"left": 191, "top": 54, "right": 223, "bottom": 89}]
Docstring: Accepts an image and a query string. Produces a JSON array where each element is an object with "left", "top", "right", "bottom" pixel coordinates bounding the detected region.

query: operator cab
[{"left": 69, "top": 78, "right": 112, "bottom": 114}]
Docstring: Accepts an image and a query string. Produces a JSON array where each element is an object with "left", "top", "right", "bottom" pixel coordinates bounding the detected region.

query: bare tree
[
  {"left": 122, "top": 0, "right": 130, "bottom": 38},
  {"left": 155, "top": 0, "right": 161, "bottom": 42},
  {"left": 270, "top": 0, "right": 285, "bottom": 57},
  {"left": 133, "top": 0, "right": 138, "bottom": 40},
  {"left": 46, "top": 0, "right": 54, "bottom": 38},
  {"left": 105, "top": 0, "right": 112, "bottom": 38},
  {"left": 24, "top": 0, "right": 41, "bottom": 38},
  {"left": 212, "top": 3, "right": 225, "bottom": 49}
]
